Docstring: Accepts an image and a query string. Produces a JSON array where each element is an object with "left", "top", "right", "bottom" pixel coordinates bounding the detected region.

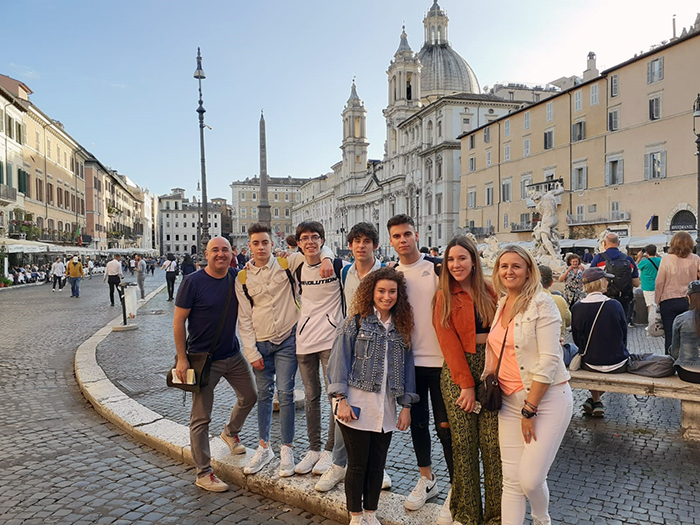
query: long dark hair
[
  {"left": 689, "top": 293, "right": 700, "bottom": 337},
  {"left": 349, "top": 267, "right": 413, "bottom": 345}
]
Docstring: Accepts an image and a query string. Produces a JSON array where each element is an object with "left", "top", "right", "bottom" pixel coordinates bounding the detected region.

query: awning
[{"left": 0, "top": 237, "right": 52, "bottom": 253}]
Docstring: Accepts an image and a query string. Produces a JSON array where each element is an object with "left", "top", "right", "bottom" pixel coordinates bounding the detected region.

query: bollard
[{"left": 113, "top": 282, "right": 139, "bottom": 332}]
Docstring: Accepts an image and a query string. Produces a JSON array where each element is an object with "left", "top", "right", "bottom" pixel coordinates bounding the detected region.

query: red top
[{"left": 433, "top": 283, "right": 494, "bottom": 389}]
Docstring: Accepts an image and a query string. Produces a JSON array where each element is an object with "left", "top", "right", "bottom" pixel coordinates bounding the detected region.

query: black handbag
[
  {"left": 166, "top": 273, "right": 233, "bottom": 393},
  {"left": 480, "top": 325, "right": 509, "bottom": 412}
]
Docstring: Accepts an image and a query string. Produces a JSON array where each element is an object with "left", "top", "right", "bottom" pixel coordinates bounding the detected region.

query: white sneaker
[
  {"left": 348, "top": 515, "right": 364, "bottom": 525},
  {"left": 243, "top": 445, "right": 275, "bottom": 475},
  {"left": 195, "top": 472, "right": 228, "bottom": 492},
  {"left": 220, "top": 431, "right": 246, "bottom": 454},
  {"left": 312, "top": 450, "right": 333, "bottom": 475},
  {"left": 437, "top": 487, "right": 452, "bottom": 525},
  {"left": 279, "top": 445, "right": 295, "bottom": 477},
  {"left": 364, "top": 511, "right": 381, "bottom": 525},
  {"left": 315, "top": 463, "right": 347, "bottom": 492},
  {"left": 294, "top": 450, "right": 321, "bottom": 475},
  {"left": 404, "top": 474, "right": 439, "bottom": 511},
  {"left": 381, "top": 470, "right": 392, "bottom": 490}
]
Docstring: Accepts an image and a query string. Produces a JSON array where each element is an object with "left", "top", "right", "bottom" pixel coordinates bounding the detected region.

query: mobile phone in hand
[{"left": 334, "top": 400, "right": 361, "bottom": 419}]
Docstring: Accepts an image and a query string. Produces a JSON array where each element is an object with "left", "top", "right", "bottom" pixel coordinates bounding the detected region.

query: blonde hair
[
  {"left": 583, "top": 278, "right": 607, "bottom": 294},
  {"left": 669, "top": 231, "right": 694, "bottom": 258},
  {"left": 434, "top": 236, "right": 496, "bottom": 329},
  {"left": 492, "top": 245, "right": 541, "bottom": 317}
]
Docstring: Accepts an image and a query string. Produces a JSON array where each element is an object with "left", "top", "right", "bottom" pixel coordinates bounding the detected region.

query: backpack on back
[
  {"left": 601, "top": 253, "right": 633, "bottom": 298},
  {"left": 295, "top": 258, "right": 346, "bottom": 316},
  {"left": 238, "top": 257, "right": 297, "bottom": 308}
]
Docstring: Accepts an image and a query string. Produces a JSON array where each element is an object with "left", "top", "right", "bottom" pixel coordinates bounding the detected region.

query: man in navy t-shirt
[{"left": 174, "top": 237, "right": 257, "bottom": 492}]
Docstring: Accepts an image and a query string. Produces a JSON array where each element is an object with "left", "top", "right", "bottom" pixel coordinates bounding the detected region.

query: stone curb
[{"left": 75, "top": 284, "right": 440, "bottom": 525}]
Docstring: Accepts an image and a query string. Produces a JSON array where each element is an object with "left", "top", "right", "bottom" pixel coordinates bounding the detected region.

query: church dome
[
  {"left": 417, "top": 1, "right": 480, "bottom": 96},
  {"left": 417, "top": 44, "right": 480, "bottom": 96}
]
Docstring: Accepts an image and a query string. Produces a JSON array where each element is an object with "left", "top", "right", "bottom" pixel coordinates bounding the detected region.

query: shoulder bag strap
[
  {"left": 649, "top": 258, "right": 659, "bottom": 271},
  {"left": 582, "top": 300, "right": 606, "bottom": 357},
  {"left": 207, "top": 273, "right": 234, "bottom": 357},
  {"left": 494, "top": 325, "right": 510, "bottom": 380}
]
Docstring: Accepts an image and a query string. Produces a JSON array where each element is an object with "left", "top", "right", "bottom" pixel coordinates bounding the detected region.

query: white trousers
[{"left": 498, "top": 382, "right": 573, "bottom": 525}]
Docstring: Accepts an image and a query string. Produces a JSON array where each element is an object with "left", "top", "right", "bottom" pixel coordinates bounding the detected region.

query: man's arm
[
  {"left": 173, "top": 306, "right": 191, "bottom": 383},
  {"left": 235, "top": 278, "right": 264, "bottom": 367}
]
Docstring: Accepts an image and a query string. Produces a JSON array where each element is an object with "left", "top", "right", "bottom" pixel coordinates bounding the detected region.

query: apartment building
[
  {"left": 460, "top": 26, "right": 700, "bottom": 243},
  {"left": 159, "top": 188, "right": 223, "bottom": 256}
]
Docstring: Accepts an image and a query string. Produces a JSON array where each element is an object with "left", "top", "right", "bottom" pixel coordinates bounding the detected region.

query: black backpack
[
  {"left": 295, "top": 258, "right": 347, "bottom": 316},
  {"left": 396, "top": 255, "right": 442, "bottom": 276},
  {"left": 601, "top": 253, "right": 633, "bottom": 298}
]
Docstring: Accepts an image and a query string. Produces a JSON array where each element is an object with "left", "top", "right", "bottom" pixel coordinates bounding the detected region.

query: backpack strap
[
  {"left": 277, "top": 257, "right": 299, "bottom": 309},
  {"left": 237, "top": 270, "right": 254, "bottom": 308},
  {"left": 424, "top": 255, "right": 443, "bottom": 277},
  {"left": 333, "top": 258, "right": 347, "bottom": 317},
  {"left": 294, "top": 263, "right": 303, "bottom": 294},
  {"left": 341, "top": 263, "right": 352, "bottom": 286}
]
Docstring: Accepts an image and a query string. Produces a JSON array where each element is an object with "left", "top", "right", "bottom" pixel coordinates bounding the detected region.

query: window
[
  {"left": 425, "top": 195, "right": 432, "bottom": 215},
  {"left": 534, "top": 93, "right": 541, "bottom": 102},
  {"left": 285, "top": 193, "right": 289, "bottom": 201},
  {"left": 166, "top": 234, "right": 171, "bottom": 241},
  {"left": 175, "top": 245, "right": 180, "bottom": 252},
  {"left": 46, "top": 137, "right": 52, "bottom": 159},
  {"left": 611, "top": 201, "right": 622, "bottom": 220},
  {"left": 57, "top": 145, "right": 61, "bottom": 164},
  {"left": 644, "top": 151, "right": 666, "bottom": 180},
  {"left": 504, "top": 119, "right": 510, "bottom": 137},
  {"left": 520, "top": 212, "right": 531, "bottom": 225},
  {"left": 608, "top": 109, "right": 620, "bottom": 131},
  {"left": 610, "top": 74, "right": 619, "bottom": 97},
  {"left": 649, "top": 96, "right": 661, "bottom": 121},
  {"left": 175, "top": 234, "right": 179, "bottom": 241},
  {"left": 5, "top": 115, "right": 13, "bottom": 140},
  {"left": 57, "top": 189, "right": 63, "bottom": 207},
  {"left": 484, "top": 127, "right": 491, "bottom": 143},
  {"left": 486, "top": 150, "right": 492, "bottom": 167},
  {"left": 606, "top": 157, "right": 624, "bottom": 186},
  {"left": 574, "top": 90, "right": 582, "bottom": 112},
  {"left": 504, "top": 144, "right": 511, "bottom": 161},
  {"left": 35, "top": 130, "right": 40, "bottom": 152},
  {"left": 524, "top": 112, "right": 530, "bottom": 130},
  {"left": 544, "top": 129, "right": 554, "bottom": 150},
  {"left": 571, "top": 165, "right": 587, "bottom": 191},
  {"left": 572, "top": 121, "right": 585, "bottom": 142},
  {"left": 285, "top": 208, "right": 290, "bottom": 217},
  {"left": 64, "top": 190, "right": 70, "bottom": 209},
  {"left": 501, "top": 179, "right": 512, "bottom": 202},
  {"left": 274, "top": 193, "right": 278, "bottom": 201},
  {"left": 241, "top": 207, "right": 246, "bottom": 217},
  {"left": 546, "top": 102, "right": 553, "bottom": 122},
  {"left": 175, "top": 222, "right": 179, "bottom": 227},
  {"left": 468, "top": 157, "right": 476, "bottom": 172},
  {"left": 590, "top": 84, "right": 599, "bottom": 106},
  {"left": 166, "top": 222, "right": 170, "bottom": 227},
  {"left": 588, "top": 204, "right": 597, "bottom": 213},
  {"left": 521, "top": 176, "right": 532, "bottom": 200},
  {"left": 467, "top": 187, "right": 476, "bottom": 208},
  {"left": 647, "top": 57, "right": 664, "bottom": 84},
  {"left": 274, "top": 208, "right": 279, "bottom": 218},
  {"left": 242, "top": 225, "right": 246, "bottom": 233},
  {"left": 252, "top": 193, "right": 257, "bottom": 201},
  {"left": 241, "top": 192, "right": 246, "bottom": 201},
  {"left": 35, "top": 178, "right": 43, "bottom": 201},
  {"left": 469, "top": 135, "right": 475, "bottom": 149},
  {"left": 436, "top": 193, "right": 442, "bottom": 214},
  {"left": 437, "top": 121, "right": 442, "bottom": 138},
  {"left": 486, "top": 185, "right": 494, "bottom": 206},
  {"left": 166, "top": 245, "right": 171, "bottom": 252},
  {"left": 523, "top": 138, "right": 530, "bottom": 157},
  {"left": 575, "top": 205, "right": 585, "bottom": 222},
  {"left": 184, "top": 235, "right": 188, "bottom": 241},
  {"left": 504, "top": 213, "right": 509, "bottom": 229}
]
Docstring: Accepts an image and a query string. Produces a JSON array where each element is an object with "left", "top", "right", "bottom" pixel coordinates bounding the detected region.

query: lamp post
[
  {"left": 194, "top": 48, "right": 209, "bottom": 263},
  {"left": 693, "top": 94, "right": 700, "bottom": 254}
]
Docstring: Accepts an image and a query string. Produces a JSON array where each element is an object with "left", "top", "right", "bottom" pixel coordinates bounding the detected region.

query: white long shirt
[
  {"left": 51, "top": 261, "right": 65, "bottom": 277},
  {"left": 104, "top": 260, "right": 124, "bottom": 278}
]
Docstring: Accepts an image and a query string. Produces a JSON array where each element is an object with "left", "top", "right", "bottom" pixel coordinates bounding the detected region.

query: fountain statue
[{"left": 530, "top": 183, "right": 567, "bottom": 273}]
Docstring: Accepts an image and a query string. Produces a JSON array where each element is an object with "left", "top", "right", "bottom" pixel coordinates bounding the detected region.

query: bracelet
[
  {"left": 521, "top": 407, "right": 537, "bottom": 419},
  {"left": 523, "top": 400, "right": 538, "bottom": 412},
  {"left": 336, "top": 396, "right": 347, "bottom": 402},
  {"left": 401, "top": 404, "right": 411, "bottom": 409}
]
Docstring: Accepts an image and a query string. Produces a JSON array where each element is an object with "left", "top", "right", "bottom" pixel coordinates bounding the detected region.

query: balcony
[
  {"left": 511, "top": 221, "right": 535, "bottom": 233},
  {"left": 0, "top": 184, "right": 17, "bottom": 205},
  {"left": 568, "top": 211, "right": 631, "bottom": 226},
  {"left": 468, "top": 226, "right": 496, "bottom": 239},
  {"left": 525, "top": 178, "right": 564, "bottom": 208}
]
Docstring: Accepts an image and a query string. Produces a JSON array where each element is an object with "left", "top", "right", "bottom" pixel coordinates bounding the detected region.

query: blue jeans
[
  {"left": 254, "top": 329, "right": 298, "bottom": 445},
  {"left": 69, "top": 276, "right": 81, "bottom": 297}
]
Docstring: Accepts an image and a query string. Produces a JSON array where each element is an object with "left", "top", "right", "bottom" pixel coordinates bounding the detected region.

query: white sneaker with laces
[
  {"left": 279, "top": 445, "right": 295, "bottom": 477},
  {"left": 312, "top": 450, "right": 333, "bottom": 475},
  {"left": 381, "top": 470, "right": 391, "bottom": 490},
  {"left": 243, "top": 445, "right": 275, "bottom": 475},
  {"left": 404, "top": 474, "right": 439, "bottom": 511},
  {"left": 348, "top": 514, "right": 364, "bottom": 525},
  {"left": 437, "top": 487, "right": 452, "bottom": 525},
  {"left": 220, "top": 431, "right": 246, "bottom": 454},
  {"left": 294, "top": 450, "right": 321, "bottom": 475},
  {"left": 195, "top": 472, "right": 228, "bottom": 492},
  {"left": 314, "top": 463, "right": 347, "bottom": 492},
  {"left": 364, "top": 511, "right": 381, "bottom": 525}
]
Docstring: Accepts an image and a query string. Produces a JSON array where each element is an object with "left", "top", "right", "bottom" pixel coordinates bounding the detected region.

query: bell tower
[{"left": 340, "top": 79, "right": 369, "bottom": 180}]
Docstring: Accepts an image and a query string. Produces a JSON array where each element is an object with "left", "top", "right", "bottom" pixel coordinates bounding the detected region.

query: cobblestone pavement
[
  {"left": 95, "top": 281, "right": 700, "bottom": 524},
  {"left": 0, "top": 271, "right": 339, "bottom": 525}
]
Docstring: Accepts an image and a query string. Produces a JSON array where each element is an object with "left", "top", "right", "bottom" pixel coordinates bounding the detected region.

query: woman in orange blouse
[{"left": 433, "top": 236, "right": 501, "bottom": 525}]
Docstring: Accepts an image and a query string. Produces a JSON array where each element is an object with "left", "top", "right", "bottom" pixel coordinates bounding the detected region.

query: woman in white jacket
[{"left": 486, "top": 245, "right": 572, "bottom": 525}]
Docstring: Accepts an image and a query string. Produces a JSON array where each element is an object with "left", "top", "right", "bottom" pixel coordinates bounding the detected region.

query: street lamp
[
  {"left": 194, "top": 48, "right": 209, "bottom": 263},
  {"left": 693, "top": 94, "right": 700, "bottom": 254}
]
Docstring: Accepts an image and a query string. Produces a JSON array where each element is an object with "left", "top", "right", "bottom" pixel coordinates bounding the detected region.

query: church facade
[{"left": 292, "top": 1, "right": 521, "bottom": 255}]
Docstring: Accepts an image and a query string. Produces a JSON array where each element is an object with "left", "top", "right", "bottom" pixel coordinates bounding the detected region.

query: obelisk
[{"left": 258, "top": 110, "right": 272, "bottom": 227}]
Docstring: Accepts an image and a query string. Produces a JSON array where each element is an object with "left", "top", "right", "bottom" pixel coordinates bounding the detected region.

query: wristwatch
[{"left": 521, "top": 407, "right": 537, "bottom": 419}]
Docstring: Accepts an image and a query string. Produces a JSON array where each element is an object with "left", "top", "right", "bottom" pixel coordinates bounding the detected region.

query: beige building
[
  {"left": 460, "top": 24, "right": 700, "bottom": 243},
  {"left": 230, "top": 176, "right": 306, "bottom": 250}
]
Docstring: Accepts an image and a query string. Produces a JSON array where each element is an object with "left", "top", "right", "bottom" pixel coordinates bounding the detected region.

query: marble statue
[
  {"left": 530, "top": 183, "right": 567, "bottom": 273},
  {"left": 482, "top": 235, "right": 500, "bottom": 269}
]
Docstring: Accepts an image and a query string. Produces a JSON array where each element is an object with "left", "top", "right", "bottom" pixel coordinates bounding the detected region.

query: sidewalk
[{"left": 76, "top": 284, "right": 700, "bottom": 524}]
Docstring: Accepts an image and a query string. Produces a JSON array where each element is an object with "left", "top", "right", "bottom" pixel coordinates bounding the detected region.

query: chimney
[
  {"left": 582, "top": 52, "right": 599, "bottom": 81},
  {"left": 673, "top": 14, "right": 677, "bottom": 40}
]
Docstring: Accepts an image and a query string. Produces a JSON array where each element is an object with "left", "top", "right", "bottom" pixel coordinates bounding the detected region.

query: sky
[{"left": 4, "top": 0, "right": 699, "bottom": 203}]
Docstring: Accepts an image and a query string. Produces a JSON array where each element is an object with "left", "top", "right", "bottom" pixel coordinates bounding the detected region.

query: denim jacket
[
  {"left": 670, "top": 310, "right": 700, "bottom": 369},
  {"left": 327, "top": 314, "right": 419, "bottom": 406}
]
